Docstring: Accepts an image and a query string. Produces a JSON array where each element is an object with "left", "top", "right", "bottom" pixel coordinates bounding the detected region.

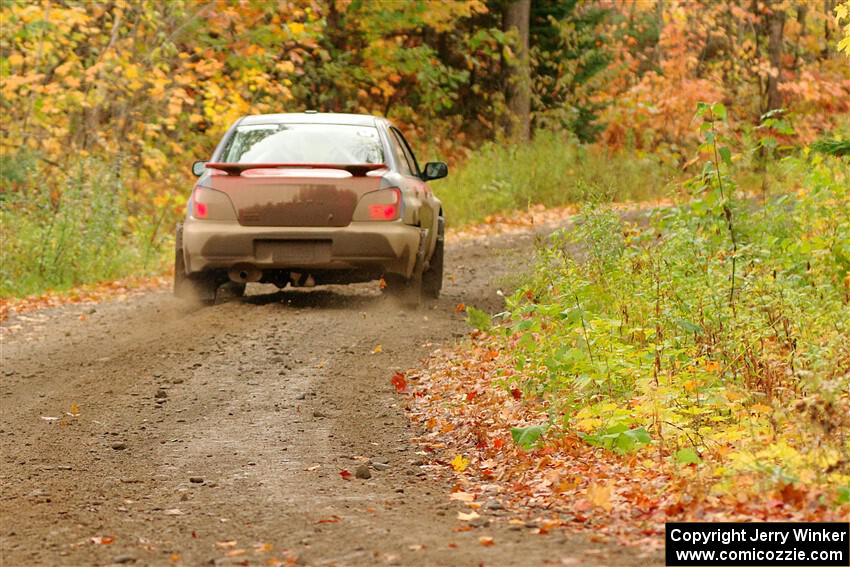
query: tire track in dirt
[{"left": 1, "top": 231, "right": 655, "bottom": 566}]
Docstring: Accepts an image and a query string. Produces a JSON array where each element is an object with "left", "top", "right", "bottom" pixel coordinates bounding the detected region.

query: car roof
[{"left": 237, "top": 112, "right": 382, "bottom": 127}]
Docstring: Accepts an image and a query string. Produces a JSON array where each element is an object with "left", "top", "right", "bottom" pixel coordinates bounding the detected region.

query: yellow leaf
[
  {"left": 69, "top": 402, "right": 80, "bottom": 416},
  {"left": 450, "top": 454, "right": 469, "bottom": 473},
  {"left": 371, "top": 344, "right": 382, "bottom": 354},
  {"left": 575, "top": 417, "right": 602, "bottom": 432},
  {"left": 586, "top": 482, "right": 614, "bottom": 511},
  {"left": 275, "top": 61, "right": 296, "bottom": 74}
]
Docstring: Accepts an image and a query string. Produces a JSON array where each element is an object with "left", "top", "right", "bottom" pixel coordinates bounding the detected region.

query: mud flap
[
  {"left": 412, "top": 228, "right": 429, "bottom": 281},
  {"left": 383, "top": 228, "right": 428, "bottom": 308},
  {"left": 402, "top": 228, "right": 429, "bottom": 308},
  {"left": 174, "top": 223, "right": 218, "bottom": 303},
  {"left": 422, "top": 217, "right": 444, "bottom": 299}
]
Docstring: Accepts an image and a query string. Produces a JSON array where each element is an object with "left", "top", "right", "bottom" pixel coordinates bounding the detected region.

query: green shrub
[
  {"left": 501, "top": 151, "right": 850, "bottom": 497},
  {"left": 0, "top": 156, "right": 172, "bottom": 297}
]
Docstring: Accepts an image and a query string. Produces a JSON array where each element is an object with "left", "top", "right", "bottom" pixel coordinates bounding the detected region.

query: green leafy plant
[
  {"left": 511, "top": 424, "right": 547, "bottom": 450},
  {"left": 466, "top": 306, "right": 493, "bottom": 332},
  {"left": 581, "top": 425, "right": 652, "bottom": 454},
  {"left": 674, "top": 448, "right": 701, "bottom": 465}
]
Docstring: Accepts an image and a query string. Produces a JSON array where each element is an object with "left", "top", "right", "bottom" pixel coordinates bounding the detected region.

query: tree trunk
[
  {"left": 503, "top": 0, "right": 531, "bottom": 142},
  {"left": 823, "top": 0, "right": 835, "bottom": 59},
  {"left": 793, "top": 4, "right": 806, "bottom": 68},
  {"left": 654, "top": 0, "right": 664, "bottom": 66},
  {"left": 765, "top": 1, "right": 785, "bottom": 113}
]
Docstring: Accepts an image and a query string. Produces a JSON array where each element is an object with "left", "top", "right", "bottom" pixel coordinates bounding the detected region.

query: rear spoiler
[{"left": 204, "top": 163, "right": 387, "bottom": 177}]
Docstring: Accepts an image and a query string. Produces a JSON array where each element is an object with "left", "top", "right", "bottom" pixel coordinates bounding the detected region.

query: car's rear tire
[
  {"left": 422, "top": 217, "right": 444, "bottom": 299},
  {"left": 173, "top": 224, "right": 217, "bottom": 304}
]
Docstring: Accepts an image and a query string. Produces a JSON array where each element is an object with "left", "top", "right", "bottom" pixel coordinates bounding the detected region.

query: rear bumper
[{"left": 182, "top": 219, "right": 421, "bottom": 277}]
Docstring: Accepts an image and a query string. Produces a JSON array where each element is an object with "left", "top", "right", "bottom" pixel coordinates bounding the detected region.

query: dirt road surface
[{"left": 1, "top": 229, "right": 655, "bottom": 566}]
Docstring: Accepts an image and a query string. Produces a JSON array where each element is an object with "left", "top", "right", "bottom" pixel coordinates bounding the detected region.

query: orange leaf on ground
[
  {"left": 479, "top": 536, "right": 495, "bottom": 546},
  {"left": 339, "top": 469, "right": 352, "bottom": 480},
  {"left": 586, "top": 482, "right": 614, "bottom": 512},
  {"left": 390, "top": 372, "right": 407, "bottom": 393}
]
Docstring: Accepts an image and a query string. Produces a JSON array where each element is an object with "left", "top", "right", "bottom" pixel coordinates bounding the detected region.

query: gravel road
[{"left": 1, "top": 229, "right": 650, "bottom": 566}]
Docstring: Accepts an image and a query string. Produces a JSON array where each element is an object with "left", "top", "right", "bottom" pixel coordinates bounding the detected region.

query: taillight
[
  {"left": 194, "top": 197, "right": 208, "bottom": 219},
  {"left": 368, "top": 203, "right": 398, "bottom": 220},
  {"left": 191, "top": 186, "right": 236, "bottom": 221},
  {"left": 354, "top": 188, "right": 401, "bottom": 222}
]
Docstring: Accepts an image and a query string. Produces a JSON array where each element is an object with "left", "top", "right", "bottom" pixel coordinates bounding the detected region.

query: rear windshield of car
[{"left": 220, "top": 123, "right": 384, "bottom": 165}]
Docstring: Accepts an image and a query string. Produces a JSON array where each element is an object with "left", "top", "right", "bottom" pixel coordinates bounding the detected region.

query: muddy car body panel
[{"left": 176, "top": 113, "right": 446, "bottom": 301}]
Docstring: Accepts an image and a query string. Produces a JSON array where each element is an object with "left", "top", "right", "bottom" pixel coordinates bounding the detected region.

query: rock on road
[{"left": 0, "top": 229, "right": 650, "bottom": 566}]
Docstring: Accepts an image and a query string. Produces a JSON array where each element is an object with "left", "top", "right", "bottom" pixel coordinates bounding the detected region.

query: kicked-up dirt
[{"left": 0, "top": 228, "right": 657, "bottom": 566}]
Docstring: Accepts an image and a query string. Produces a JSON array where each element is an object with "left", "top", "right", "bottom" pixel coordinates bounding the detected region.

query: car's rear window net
[{"left": 221, "top": 124, "right": 385, "bottom": 165}]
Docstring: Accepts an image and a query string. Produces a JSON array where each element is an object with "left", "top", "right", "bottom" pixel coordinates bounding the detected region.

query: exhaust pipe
[{"left": 228, "top": 266, "right": 262, "bottom": 283}]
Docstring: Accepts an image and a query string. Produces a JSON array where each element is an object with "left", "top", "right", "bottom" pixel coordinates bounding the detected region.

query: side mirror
[
  {"left": 192, "top": 161, "right": 208, "bottom": 177},
  {"left": 422, "top": 161, "right": 448, "bottom": 181}
]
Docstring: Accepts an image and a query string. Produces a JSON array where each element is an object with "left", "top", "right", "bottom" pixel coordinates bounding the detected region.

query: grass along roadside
[
  {"left": 433, "top": 130, "right": 678, "bottom": 227},
  {"left": 403, "top": 150, "right": 850, "bottom": 540},
  {"left": 1, "top": 156, "right": 177, "bottom": 298}
]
